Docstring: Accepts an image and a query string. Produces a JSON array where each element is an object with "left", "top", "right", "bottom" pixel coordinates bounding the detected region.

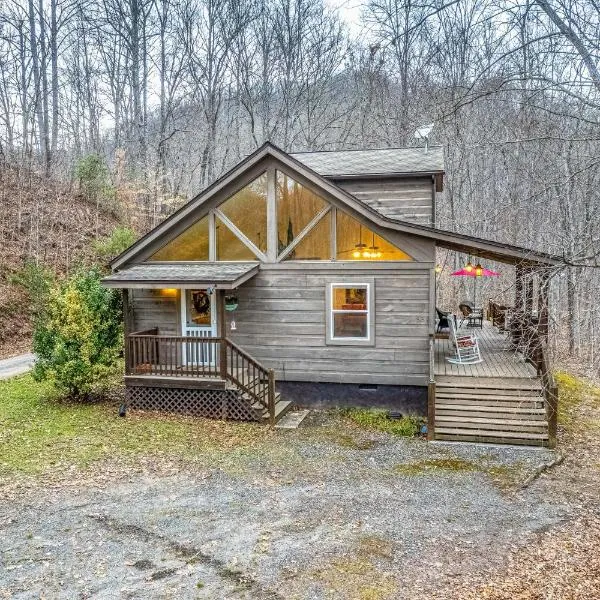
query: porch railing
[
  {"left": 488, "top": 301, "right": 558, "bottom": 448},
  {"left": 126, "top": 330, "right": 276, "bottom": 424},
  {"left": 522, "top": 325, "right": 558, "bottom": 448}
]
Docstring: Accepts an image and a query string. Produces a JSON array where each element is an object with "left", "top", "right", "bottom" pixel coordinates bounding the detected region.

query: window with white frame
[{"left": 327, "top": 282, "right": 374, "bottom": 345}]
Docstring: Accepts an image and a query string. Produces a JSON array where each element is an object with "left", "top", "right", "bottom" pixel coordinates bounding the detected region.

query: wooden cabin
[{"left": 103, "top": 143, "right": 562, "bottom": 446}]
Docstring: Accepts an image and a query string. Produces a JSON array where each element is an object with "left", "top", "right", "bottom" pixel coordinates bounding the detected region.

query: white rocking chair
[{"left": 447, "top": 315, "right": 483, "bottom": 364}]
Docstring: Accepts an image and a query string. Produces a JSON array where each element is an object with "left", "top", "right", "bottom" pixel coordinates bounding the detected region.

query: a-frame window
[
  {"left": 217, "top": 173, "right": 268, "bottom": 254},
  {"left": 282, "top": 211, "right": 332, "bottom": 260},
  {"left": 149, "top": 215, "right": 210, "bottom": 261},
  {"left": 335, "top": 211, "right": 413, "bottom": 261},
  {"left": 277, "top": 172, "right": 328, "bottom": 255},
  {"left": 147, "top": 169, "right": 412, "bottom": 262}
]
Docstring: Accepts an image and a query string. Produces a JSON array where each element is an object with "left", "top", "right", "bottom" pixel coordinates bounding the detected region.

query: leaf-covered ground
[{"left": 0, "top": 373, "right": 599, "bottom": 598}]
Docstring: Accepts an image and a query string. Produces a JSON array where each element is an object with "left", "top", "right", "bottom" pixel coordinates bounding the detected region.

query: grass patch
[
  {"left": 333, "top": 434, "right": 377, "bottom": 450},
  {"left": 393, "top": 458, "right": 478, "bottom": 475},
  {"left": 555, "top": 372, "right": 600, "bottom": 432},
  {"left": 313, "top": 556, "right": 398, "bottom": 600},
  {"left": 341, "top": 408, "right": 422, "bottom": 437},
  {"left": 0, "top": 374, "right": 269, "bottom": 478}
]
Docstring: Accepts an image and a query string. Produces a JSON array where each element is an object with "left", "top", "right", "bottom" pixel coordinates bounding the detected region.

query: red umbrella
[
  {"left": 451, "top": 267, "right": 499, "bottom": 277},
  {"left": 451, "top": 264, "right": 500, "bottom": 307}
]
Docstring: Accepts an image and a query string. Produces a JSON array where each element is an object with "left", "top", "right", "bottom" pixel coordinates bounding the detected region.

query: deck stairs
[
  {"left": 226, "top": 370, "right": 292, "bottom": 423},
  {"left": 434, "top": 375, "right": 549, "bottom": 446}
]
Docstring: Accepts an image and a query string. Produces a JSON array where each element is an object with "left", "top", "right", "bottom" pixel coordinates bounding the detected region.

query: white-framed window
[{"left": 326, "top": 280, "right": 375, "bottom": 346}]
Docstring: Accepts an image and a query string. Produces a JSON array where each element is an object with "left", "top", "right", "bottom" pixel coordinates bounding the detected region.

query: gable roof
[
  {"left": 291, "top": 146, "right": 444, "bottom": 178},
  {"left": 109, "top": 142, "right": 562, "bottom": 270}
]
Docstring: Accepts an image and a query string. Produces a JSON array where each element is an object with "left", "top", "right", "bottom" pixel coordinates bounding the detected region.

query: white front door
[{"left": 181, "top": 289, "right": 217, "bottom": 366}]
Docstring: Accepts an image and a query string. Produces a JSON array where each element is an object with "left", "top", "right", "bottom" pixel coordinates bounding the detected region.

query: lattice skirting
[{"left": 126, "top": 385, "right": 260, "bottom": 421}]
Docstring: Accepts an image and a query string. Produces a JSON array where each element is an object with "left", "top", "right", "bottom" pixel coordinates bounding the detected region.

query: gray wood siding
[
  {"left": 130, "top": 289, "right": 180, "bottom": 334},
  {"left": 335, "top": 177, "right": 434, "bottom": 226},
  {"left": 229, "top": 266, "right": 432, "bottom": 386}
]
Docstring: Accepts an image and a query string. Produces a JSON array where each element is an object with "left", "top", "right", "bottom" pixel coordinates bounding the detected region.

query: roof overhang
[{"left": 102, "top": 262, "right": 259, "bottom": 289}]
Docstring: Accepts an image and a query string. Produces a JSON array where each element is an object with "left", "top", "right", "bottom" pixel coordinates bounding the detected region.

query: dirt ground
[{"left": 3, "top": 407, "right": 596, "bottom": 600}]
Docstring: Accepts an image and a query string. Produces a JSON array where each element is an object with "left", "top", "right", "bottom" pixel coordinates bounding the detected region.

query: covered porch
[
  {"left": 103, "top": 262, "right": 291, "bottom": 424},
  {"left": 428, "top": 253, "right": 559, "bottom": 447}
]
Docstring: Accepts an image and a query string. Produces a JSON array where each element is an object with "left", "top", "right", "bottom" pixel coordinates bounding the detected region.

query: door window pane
[
  {"left": 277, "top": 171, "right": 328, "bottom": 255},
  {"left": 336, "top": 211, "right": 412, "bottom": 260},
  {"left": 219, "top": 174, "right": 267, "bottom": 253},
  {"left": 186, "top": 290, "right": 212, "bottom": 326},
  {"left": 149, "top": 215, "right": 209, "bottom": 261}
]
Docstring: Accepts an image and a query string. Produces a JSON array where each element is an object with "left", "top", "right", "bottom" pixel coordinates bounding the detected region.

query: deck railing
[
  {"left": 524, "top": 327, "right": 558, "bottom": 448},
  {"left": 488, "top": 301, "right": 558, "bottom": 448},
  {"left": 126, "top": 330, "right": 275, "bottom": 423}
]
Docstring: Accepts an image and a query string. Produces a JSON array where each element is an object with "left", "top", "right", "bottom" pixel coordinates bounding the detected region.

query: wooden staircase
[
  {"left": 434, "top": 376, "right": 550, "bottom": 446},
  {"left": 227, "top": 371, "right": 292, "bottom": 423}
]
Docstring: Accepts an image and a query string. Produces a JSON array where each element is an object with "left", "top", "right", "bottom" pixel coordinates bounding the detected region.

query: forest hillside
[{"left": 0, "top": 165, "right": 121, "bottom": 357}]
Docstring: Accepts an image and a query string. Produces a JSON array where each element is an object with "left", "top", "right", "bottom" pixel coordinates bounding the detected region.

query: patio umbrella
[{"left": 451, "top": 264, "right": 499, "bottom": 308}]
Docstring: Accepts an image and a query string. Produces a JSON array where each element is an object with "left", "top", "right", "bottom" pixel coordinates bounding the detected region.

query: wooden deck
[{"left": 434, "top": 319, "right": 537, "bottom": 379}]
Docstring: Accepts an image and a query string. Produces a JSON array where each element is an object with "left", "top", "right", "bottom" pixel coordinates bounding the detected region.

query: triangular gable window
[
  {"left": 276, "top": 172, "right": 328, "bottom": 255},
  {"left": 282, "top": 211, "right": 331, "bottom": 260},
  {"left": 217, "top": 173, "right": 267, "bottom": 254},
  {"left": 336, "top": 211, "right": 412, "bottom": 261},
  {"left": 149, "top": 215, "right": 209, "bottom": 261},
  {"left": 146, "top": 169, "right": 412, "bottom": 263},
  {"left": 216, "top": 216, "right": 259, "bottom": 261}
]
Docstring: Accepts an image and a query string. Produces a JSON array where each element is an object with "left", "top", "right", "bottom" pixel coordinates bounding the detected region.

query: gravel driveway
[{"left": 0, "top": 418, "right": 570, "bottom": 599}]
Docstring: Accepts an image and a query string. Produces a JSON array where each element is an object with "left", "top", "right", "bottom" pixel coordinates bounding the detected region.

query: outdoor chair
[
  {"left": 436, "top": 308, "right": 452, "bottom": 333},
  {"left": 458, "top": 301, "right": 483, "bottom": 328},
  {"left": 447, "top": 315, "right": 483, "bottom": 364}
]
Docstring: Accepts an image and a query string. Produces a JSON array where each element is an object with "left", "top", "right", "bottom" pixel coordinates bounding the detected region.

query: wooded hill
[{"left": 0, "top": 165, "right": 120, "bottom": 357}]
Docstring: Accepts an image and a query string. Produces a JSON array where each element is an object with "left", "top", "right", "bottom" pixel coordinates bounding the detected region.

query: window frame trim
[{"left": 326, "top": 279, "right": 376, "bottom": 347}]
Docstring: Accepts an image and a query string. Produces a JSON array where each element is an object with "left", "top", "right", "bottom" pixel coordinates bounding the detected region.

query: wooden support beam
[
  {"left": 122, "top": 288, "right": 132, "bottom": 374},
  {"left": 218, "top": 290, "right": 227, "bottom": 379},
  {"left": 524, "top": 267, "right": 534, "bottom": 316},
  {"left": 538, "top": 270, "right": 550, "bottom": 340}
]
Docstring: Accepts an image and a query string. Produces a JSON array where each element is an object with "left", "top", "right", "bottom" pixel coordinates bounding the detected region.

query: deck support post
[
  {"left": 427, "top": 333, "right": 435, "bottom": 441},
  {"left": 427, "top": 382, "right": 436, "bottom": 441}
]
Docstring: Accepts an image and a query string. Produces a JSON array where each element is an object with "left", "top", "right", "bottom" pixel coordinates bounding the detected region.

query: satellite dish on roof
[{"left": 414, "top": 124, "right": 434, "bottom": 151}]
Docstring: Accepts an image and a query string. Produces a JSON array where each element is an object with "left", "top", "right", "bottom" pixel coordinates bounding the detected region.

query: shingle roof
[
  {"left": 291, "top": 146, "right": 444, "bottom": 177},
  {"left": 103, "top": 262, "right": 259, "bottom": 288}
]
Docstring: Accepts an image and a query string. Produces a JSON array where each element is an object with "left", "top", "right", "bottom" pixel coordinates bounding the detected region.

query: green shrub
[
  {"left": 93, "top": 226, "right": 137, "bottom": 264},
  {"left": 74, "top": 153, "right": 116, "bottom": 207},
  {"left": 32, "top": 269, "right": 123, "bottom": 399},
  {"left": 9, "top": 260, "right": 55, "bottom": 317},
  {"left": 341, "top": 408, "right": 422, "bottom": 437}
]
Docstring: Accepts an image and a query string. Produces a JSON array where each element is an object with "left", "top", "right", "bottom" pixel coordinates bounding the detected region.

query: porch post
[
  {"left": 122, "top": 288, "right": 132, "bottom": 374},
  {"left": 513, "top": 264, "right": 525, "bottom": 348},
  {"left": 218, "top": 289, "right": 227, "bottom": 379},
  {"left": 538, "top": 270, "right": 550, "bottom": 341}
]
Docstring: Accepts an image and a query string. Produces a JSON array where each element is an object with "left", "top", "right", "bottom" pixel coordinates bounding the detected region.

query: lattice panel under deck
[{"left": 126, "top": 386, "right": 259, "bottom": 421}]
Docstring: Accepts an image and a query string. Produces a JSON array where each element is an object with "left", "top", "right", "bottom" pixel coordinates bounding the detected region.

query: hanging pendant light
[
  {"left": 353, "top": 224, "right": 367, "bottom": 258},
  {"left": 465, "top": 260, "right": 474, "bottom": 273},
  {"left": 365, "top": 232, "right": 382, "bottom": 259},
  {"left": 475, "top": 263, "right": 483, "bottom": 277}
]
